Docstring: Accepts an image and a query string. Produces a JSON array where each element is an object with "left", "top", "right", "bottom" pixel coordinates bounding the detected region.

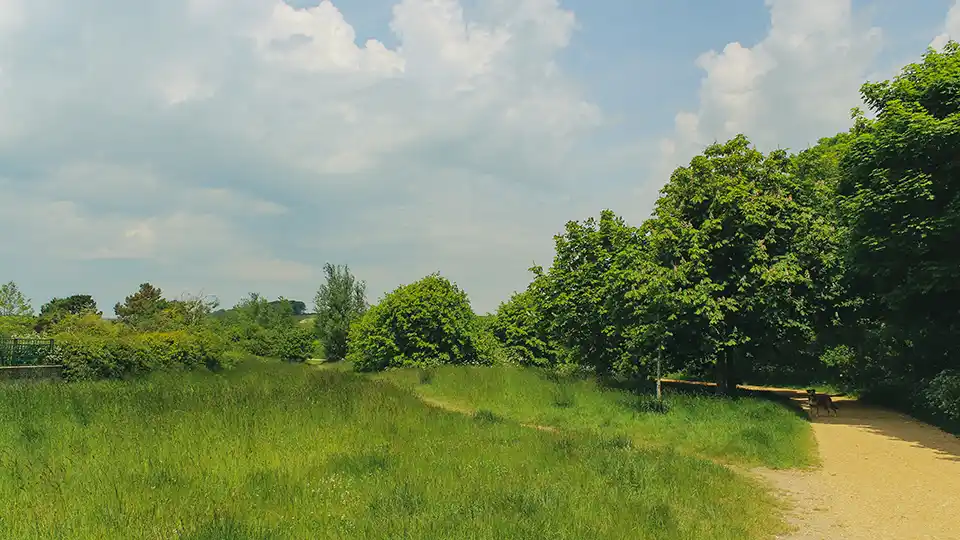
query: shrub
[
  {"left": 0, "top": 316, "right": 37, "bottom": 338},
  {"left": 54, "top": 333, "right": 135, "bottom": 380},
  {"left": 222, "top": 321, "right": 314, "bottom": 362},
  {"left": 44, "top": 313, "right": 124, "bottom": 338},
  {"left": 52, "top": 329, "right": 227, "bottom": 381},
  {"left": 820, "top": 345, "right": 857, "bottom": 385},
  {"left": 348, "top": 274, "right": 481, "bottom": 372},
  {"left": 473, "top": 316, "right": 510, "bottom": 365},
  {"left": 269, "top": 326, "right": 315, "bottom": 362},
  {"left": 133, "top": 330, "right": 227, "bottom": 371},
  {"left": 490, "top": 291, "right": 556, "bottom": 367},
  {"left": 921, "top": 370, "right": 960, "bottom": 427}
]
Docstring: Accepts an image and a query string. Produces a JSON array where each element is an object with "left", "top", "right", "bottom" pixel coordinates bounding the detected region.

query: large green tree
[
  {"left": 115, "top": 283, "right": 169, "bottom": 328},
  {"left": 644, "top": 135, "right": 845, "bottom": 392},
  {"left": 314, "top": 263, "right": 367, "bottom": 361},
  {"left": 529, "top": 210, "right": 640, "bottom": 375},
  {"left": 839, "top": 42, "right": 960, "bottom": 380}
]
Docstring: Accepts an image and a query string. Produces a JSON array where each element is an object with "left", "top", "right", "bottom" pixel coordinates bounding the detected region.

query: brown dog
[{"left": 807, "top": 389, "right": 838, "bottom": 417}]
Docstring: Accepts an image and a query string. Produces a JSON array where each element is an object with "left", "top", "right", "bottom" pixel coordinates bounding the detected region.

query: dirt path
[{"left": 754, "top": 391, "right": 960, "bottom": 540}]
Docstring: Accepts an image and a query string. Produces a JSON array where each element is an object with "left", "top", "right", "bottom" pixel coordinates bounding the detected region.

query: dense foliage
[
  {"left": 216, "top": 293, "right": 316, "bottom": 362},
  {"left": 348, "top": 274, "right": 483, "bottom": 372},
  {"left": 489, "top": 290, "right": 556, "bottom": 367},
  {"left": 472, "top": 44, "right": 959, "bottom": 427},
  {"left": 0, "top": 282, "right": 32, "bottom": 317},
  {"left": 314, "top": 263, "right": 367, "bottom": 361}
]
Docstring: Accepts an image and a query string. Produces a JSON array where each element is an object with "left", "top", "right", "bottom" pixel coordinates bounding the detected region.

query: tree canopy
[
  {"left": 314, "top": 263, "right": 367, "bottom": 362},
  {"left": 0, "top": 281, "right": 32, "bottom": 317}
]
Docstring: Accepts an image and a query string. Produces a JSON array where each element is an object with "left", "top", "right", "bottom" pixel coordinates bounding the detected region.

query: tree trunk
[{"left": 715, "top": 350, "right": 737, "bottom": 395}]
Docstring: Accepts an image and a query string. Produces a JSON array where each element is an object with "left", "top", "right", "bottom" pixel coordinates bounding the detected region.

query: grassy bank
[
  {"left": 379, "top": 365, "right": 817, "bottom": 469},
  {"left": 0, "top": 360, "right": 788, "bottom": 539}
]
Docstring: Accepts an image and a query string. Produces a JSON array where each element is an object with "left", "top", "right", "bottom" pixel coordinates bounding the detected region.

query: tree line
[{"left": 488, "top": 44, "right": 960, "bottom": 429}]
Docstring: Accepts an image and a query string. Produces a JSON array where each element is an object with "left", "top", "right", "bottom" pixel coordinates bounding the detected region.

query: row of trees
[
  {"left": 484, "top": 44, "right": 959, "bottom": 427},
  {"left": 0, "top": 261, "right": 372, "bottom": 372}
]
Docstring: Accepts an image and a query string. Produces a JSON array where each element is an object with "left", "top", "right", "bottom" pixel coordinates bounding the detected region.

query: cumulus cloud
[
  {"left": 656, "top": 0, "right": 883, "bottom": 181},
  {"left": 932, "top": 0, "right": 960, "bottom": 49},
  {"left": 0, "top": 0, "right": 604, "bottom": 312}
]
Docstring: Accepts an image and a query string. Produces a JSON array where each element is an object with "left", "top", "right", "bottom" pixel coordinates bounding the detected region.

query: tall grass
[
  {"left": 379, "top": 365, "right": 817, "bottom": 469},
  {"left": 0, "top": 360, "right": 787, "bottom": 539}
]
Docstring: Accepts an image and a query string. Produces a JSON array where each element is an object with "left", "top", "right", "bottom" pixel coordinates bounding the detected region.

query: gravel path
[{"left": 757, "top": 393, "right": 960, "bottom": 540}]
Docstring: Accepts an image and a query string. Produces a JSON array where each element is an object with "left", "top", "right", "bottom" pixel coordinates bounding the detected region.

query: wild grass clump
[{"left": 0, "top": 359, "right": 786, "bottom": 539}]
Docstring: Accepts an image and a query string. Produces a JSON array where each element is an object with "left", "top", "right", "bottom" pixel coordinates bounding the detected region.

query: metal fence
[{"left": 0, "top": 337, "right": 56, "bottom": 367}]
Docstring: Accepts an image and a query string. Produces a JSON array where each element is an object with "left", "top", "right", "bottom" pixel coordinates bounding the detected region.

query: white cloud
[
  {"left": 4, "top": 0, "right": 946, "bottom": 314},
  {"left": 0, "top": 0, "right": 23, "bottom": 32},
  {"left": 932, "top": 1, "right": 960, "bottom": 49},
  {"left": 657, "top": 0, "right": 883, "bottom": 178},
  {"left": 0, "top": 0, "right": 602, "bottom": 312}
]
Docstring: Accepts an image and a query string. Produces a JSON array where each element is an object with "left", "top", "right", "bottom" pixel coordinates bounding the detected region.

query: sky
[{"left": 0, "top": 0, "right": 957, "bottom": 315}]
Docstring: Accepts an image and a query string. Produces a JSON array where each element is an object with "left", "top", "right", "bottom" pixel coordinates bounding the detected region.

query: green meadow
[{"left": 0, "top": 360, "right": 808, "bottom": 540}]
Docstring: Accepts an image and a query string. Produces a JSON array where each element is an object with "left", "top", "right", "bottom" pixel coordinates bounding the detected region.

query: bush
[
  {"left": 473, "top": 316, "right": 510, "bottom": 365},
  {"left": 921, "top": 370, "right": 960, "bottom": 428},
  {"left": 348, "top": 274, "right": 482, "bottom": 372},
  {"left": 221, "top": 323, "right": 312, "bottom": 361},
  {"left": 490, "top": 291, "right": 556, "bottom": 367},
  {"left": 53, "top": 330, "right": 227, "bottom": 381},
  {"left": 268, "top": 326, "right": 315, "bottom": 362},
  {"left": 0, "top": 316, "right": 37, "bottom": 338}
]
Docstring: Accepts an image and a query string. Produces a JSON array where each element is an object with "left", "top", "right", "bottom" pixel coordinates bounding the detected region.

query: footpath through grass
[
  {"left": 0, "top": 360, "right": 790, "bottom": 539},
  {"left": 379, "top": 365, "right": 817, "bottom": 469}
]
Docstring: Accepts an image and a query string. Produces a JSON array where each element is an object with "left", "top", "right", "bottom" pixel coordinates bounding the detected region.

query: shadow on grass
[
  {"left": 599, "top": 376, "right": 810, "bottom": 419},
  {"left": 649, "top": 378, "right": 960, "bottom": 464}
]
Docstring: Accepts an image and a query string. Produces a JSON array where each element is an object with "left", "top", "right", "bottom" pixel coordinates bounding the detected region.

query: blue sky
[{"left": 0, "top": 0, "right": 957, "bottom": 314}]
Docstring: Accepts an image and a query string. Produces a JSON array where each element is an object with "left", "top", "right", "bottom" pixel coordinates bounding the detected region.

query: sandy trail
[{"left": 754, "top": 391, "right": 960, "bottom": 540}]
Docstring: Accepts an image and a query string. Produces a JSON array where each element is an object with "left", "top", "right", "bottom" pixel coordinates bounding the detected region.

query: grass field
[
  {"left": 0, "top": 360, "right": 801, "bottom": 539},
  {"left": 378, "top": 365, "right": 817, "bottom": 469}
]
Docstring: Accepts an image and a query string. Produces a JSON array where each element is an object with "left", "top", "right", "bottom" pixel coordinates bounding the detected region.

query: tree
[
  {"left": 839, "top": 42, "right": 960, "bottom": 381},
  {"left": 646, "top": 135, "right": 844, "bottom": 393},
  {"left": 36, "top": 294, "right": 101, "bottom": 332},
  {"left": 219, "top": 293, "right": 313, "bottom": 361},
  {"left": 40, "top": 295, "right": 99, "bottom": 317},
  {"left": 115, "top": 283, "right": 169, "bottom": 328},
  {"left": 289, "top": 300, "right": 307, "bottom": 316},
  {"left": 348, "top": 273, "right": 479, "bottom": 372},
  {"left": 0, "top": 281, "right": 32, "bottom": 317},
  {"left": 490, "top": 290, "right": 556, "bottom": 366},
  {"left": 160, "top": 292, "right": 220, "bottom": 329},
  {"left": 233, "top": 293, "right": 294, "bottom": 328},
  {"left": 529, "top": 210, "right": 640, "bottom": 375},
  {"left": 314, "top": 263, "right": 367, "bottom": 361}
]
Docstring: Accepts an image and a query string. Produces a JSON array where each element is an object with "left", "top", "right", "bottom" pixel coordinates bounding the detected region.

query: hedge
[{"left": 52, "top": 330, "right": 228, "bottom": 381}]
